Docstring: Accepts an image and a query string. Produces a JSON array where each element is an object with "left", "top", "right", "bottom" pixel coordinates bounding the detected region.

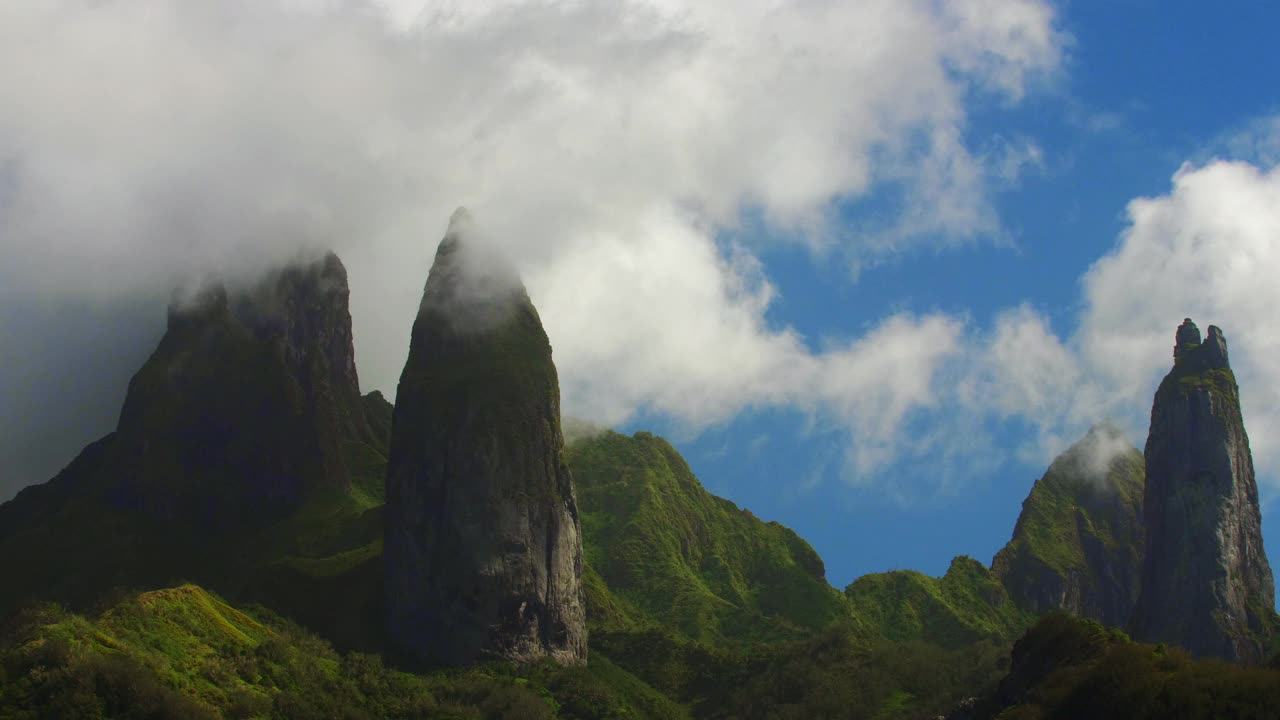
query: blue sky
[
  {"left": 2, "top": 1, "right": 1280, "bottom": 597},
  {"left": 620, "top": 1, "right": 1280, "bottom": 586}
]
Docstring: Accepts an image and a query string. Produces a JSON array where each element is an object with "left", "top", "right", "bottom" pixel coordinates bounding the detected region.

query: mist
[
  {"left": 0, "top": 0, "right": 1087, "bottom": 499},
  {"left": 0, "top": 297, "right": 165, "bottom": 501}
]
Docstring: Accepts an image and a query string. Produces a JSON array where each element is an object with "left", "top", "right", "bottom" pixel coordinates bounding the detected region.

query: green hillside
[
  {"left": 992, "top": 425, "right": 1145, "bottom": 627},
  {"left": 4, "top": 418, "right": 1272, "bottom": 719},
  {"left": 0, "top": 585, "right": 686, "bottom": 720},
  {"left": 567, "top": 430, "right": 850, "bottom": 644},
  {"left": 968, "top": 613, "right": 1280, "bottom": 719},
  {"left": 845, "top": 556, "right": 1034, "bottom": 648}
]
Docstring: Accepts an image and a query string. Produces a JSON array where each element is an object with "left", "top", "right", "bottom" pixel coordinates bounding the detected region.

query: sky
[{"left": 1, "top": 0, "right": 1279, "bottom": 590}]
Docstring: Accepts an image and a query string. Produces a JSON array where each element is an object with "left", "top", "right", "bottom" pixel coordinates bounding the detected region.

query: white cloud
[
  {"left": 971, "top": 124, "right": 1280, "bottom": 494},
  {"left": 1079, "top": 156, "right": 1280, "bottom": 487},
  {"left": 0, "top": 0, "right": 1063, "bottom": 493}
]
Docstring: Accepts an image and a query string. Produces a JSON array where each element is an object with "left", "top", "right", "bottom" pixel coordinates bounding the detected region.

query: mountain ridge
[
  {"left": 2, "top": 248, "right": 1278, "bottom": 717},
  {"left": 992, "top": 423, "right": 1146, "bottom": 628}
]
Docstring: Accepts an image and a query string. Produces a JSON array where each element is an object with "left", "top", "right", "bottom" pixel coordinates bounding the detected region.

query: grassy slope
[
  {"left": 999, "top": 448, "right": 1143, "bottom": 576},
  {"left": 991, "top": 429, "right": 1145, "bottom": 625},
  {"left": 0, "top": 382, "right": 397, "bottom": 651},
  {"left": 845, "top": 556, "right": 1034, "bottom": 649},
  {"left": 0, "top": 585, "right": 688, "bottom": 720},
  {"left": 566, "top": 430, "right": 850, "bottom": 645},
  {"left": 3, "top": 417, "right": 1113, "bottom": 719},
  {"left": 563, "top": 430, "right": 1033, "bottom": 719}
]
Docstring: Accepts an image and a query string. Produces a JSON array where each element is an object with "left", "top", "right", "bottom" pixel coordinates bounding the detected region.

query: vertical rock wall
[
  {"left": 1131, "top": 319, "right": 1276, "bottom": 663},
  {"left": 384, "top": 210, "right": 587, "bottom": 666}
]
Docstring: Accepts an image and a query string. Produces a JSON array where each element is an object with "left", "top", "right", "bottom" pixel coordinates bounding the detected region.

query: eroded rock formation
[
  {"left": 1130, "top": 319, "right": 1276, "bottom": 662},
  {"left": 384, "top": 209, "right": 587, "bottom": 666},
  {"left": 115, "top": 251, "right": 375, "bottom": 524}
]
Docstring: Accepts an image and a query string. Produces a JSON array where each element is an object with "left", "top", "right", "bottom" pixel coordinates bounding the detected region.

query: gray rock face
[
  {"left": 384, "top": 211, "right": 587, "bottom": 667},
  {"left": 1131, "top": 320, "right": 1276, "bottom": 663},
  {"left": 993, "top": 424, "right": 1145, "bottom": 628},
  {"left": 1174, "top": 317, "right": 1201, "bottom": 355},
  {"left": 115, "top": 252, "right": 373, "bottom": 524}
]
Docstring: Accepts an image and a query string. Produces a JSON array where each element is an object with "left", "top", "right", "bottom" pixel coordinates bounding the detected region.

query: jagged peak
[
  {"left": 165, "top": 252, "right": 349, "bottom": 332},
  {"left": 1171, "top": 318, "right": 1231, "bottom": 374},
  {"left": 166, "top": 281, "right": 230, "bottom": 332},
  {"left": 420, "top": 209, "right": 529, "bottom": 333},
  {"left": 446, "top": 205, "right": 475, "bottom": 240},
  {"left": 1041, "top": 423, "right": 1140, "bottom": 488},
  {"left": 1203, "top": 324, "right": 1229, "bottom": 368},
  {"left": 1174, "top": 317, "right": 1201, "bottom": 358}
]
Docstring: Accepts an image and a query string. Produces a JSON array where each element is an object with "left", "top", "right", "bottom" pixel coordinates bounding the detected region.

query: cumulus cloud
[
  {"left": 973, "top": 125, "right": 1280, "bottom": 493},
  {"left": 1080, "top": 156, "right": 1280, "bottom": 484},
  {"left": 0, "top": 0, "right": 1063, "bottom": 497}
]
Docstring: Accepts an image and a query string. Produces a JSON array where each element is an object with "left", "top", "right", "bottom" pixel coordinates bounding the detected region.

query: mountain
[
  {"left": 384, "top": 209, "right": 588, "bottom": 667},
  {"left": 992, "top": 424, "right": 1145, "bottom": 627},
  {"left": 0, "top": 253, "right": 388, "bottom": 644},
  {"left": 1130, "top": 320, "right": 1278, "bottom": 663},
  {"left": 117, "top": 252, "right": 378, "bottom": 521},
  {"left": 568, "top": 430, "right": 849, "bottom": 646},
  {"left": 845, "top": 556, "right": 1033, "bottom": 649},
  {"left": 4, "top": 251, "right": 1278, "bottom": 717}
]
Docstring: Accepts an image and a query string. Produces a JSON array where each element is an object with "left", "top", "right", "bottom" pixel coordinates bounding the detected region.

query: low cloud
[
  {"left": 1079, "top": 155, "right": 1280, "bottom": 490},
  {"left": 0, "top": 0, "right": 1063, "bottom": 498},
  {"left": 972, "top": 125, "right": 1280, "bottom": 495}
]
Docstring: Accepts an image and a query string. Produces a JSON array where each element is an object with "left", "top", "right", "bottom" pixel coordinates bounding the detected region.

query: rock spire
[
  {"left": 116, "top": 251, "right": 373, "bottom": 524},
  {"left": 383, "top": 211, "right": 587, "bottom": 667},
  {"left": 1131, "top": 319, "right": 1276, "bottom": 662}
]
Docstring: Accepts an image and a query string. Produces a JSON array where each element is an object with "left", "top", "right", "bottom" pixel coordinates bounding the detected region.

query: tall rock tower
[
  {"left": 384, "top": 209, "right": 587, "bottom": 667},
  {"left": 115, "top": 251, "right": 376, "bottom": 525},
  {"left": 1131, "top": 319, "right": 1276, "bottom": 662}
]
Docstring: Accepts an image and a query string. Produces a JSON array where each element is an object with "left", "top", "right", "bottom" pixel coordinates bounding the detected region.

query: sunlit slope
[
  {"left": 0, "top": 585, "right": 687, "bottom": 720},
  {"left": 567, "top": 430, "right": 851, "bottom": 644},
  {"left": 845, "top": 556, "right": 1034, "bottom": 649}
]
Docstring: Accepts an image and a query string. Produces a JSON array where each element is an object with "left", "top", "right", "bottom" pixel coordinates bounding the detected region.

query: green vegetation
[
  {"left": 397, "top": 243, "right": 563, "bottom": 450},
  {"left": 845, "top": 556, "right": 1034, "bottom": 648},
  {"left": 971, "top": 613, "right": 1280, "bottom": 719},
  {"left": 0, "top": 585, "right": 685, "bottom": 720},
  {"left": 698, "top": 625, "right": 1014, "bottom": 720},
  {"left": 991, "top": 427, "right": 1145, "bottom": 627},
  {"left": 1175, "top": 366, "right": 1238, "bottom": 397},
  {"left": 567, "top": 430, "right": 849, "bottom": 645},
  {"left": 1168, "top": 341, "right": 1239, "bottom": 399},
  {"left": 1000, "top": 444, "right": 1143, "bottom": 575},
  {"left": 2, "top": 406, "right": 1272, "bottom": 719}
]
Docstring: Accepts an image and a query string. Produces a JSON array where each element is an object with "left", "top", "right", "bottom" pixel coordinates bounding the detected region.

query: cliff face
[
  {"left": 113, "top": 252, "right": 373, "bottom": 525},
  {"left": 993, "top": 425, "right": 1145, "bottom": 628},
  {"left": 383, "top": 210, "right": 587, "bottom": 667},
  {"left": 0, "top": 252, "right": 386, "bottom": 619},
  {"left": 1131, "top": 319, "right": 1276, "bottom": 663}
]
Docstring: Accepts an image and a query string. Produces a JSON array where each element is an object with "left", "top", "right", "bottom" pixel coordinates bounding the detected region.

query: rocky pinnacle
[
  {"left": 993, "top": 424, "right": 1145, "bottom": 629},
  {"left": 115, "top": 252, "right": 372, "bottom": 524},
  {"left": 383, "top": 209, "right": 587, "bottom": 667},
  {"left": 1130, "top": 319, "right": 1276, "bottom": 663}
]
